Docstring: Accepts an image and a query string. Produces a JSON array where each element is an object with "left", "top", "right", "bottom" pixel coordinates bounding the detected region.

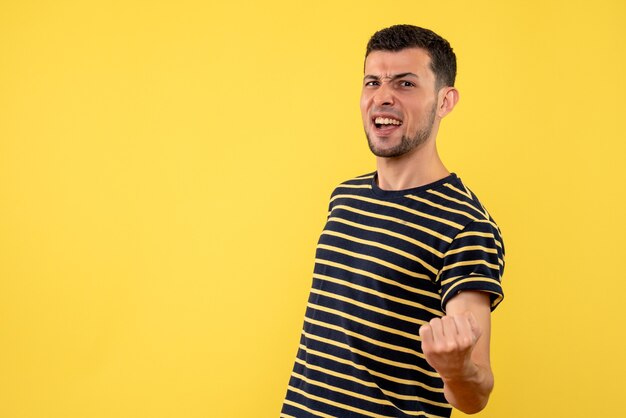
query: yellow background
[{"left": 1, "top": 1, "right": 625, "bottom": 417}]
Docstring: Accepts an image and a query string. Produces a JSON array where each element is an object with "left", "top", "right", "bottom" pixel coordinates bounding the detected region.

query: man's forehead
[
  {"left": 363, "top": 72, "right": 419, "bottom": 81},
  {"left": 364, "top": 47, "right": 432, "bottom": 75}
]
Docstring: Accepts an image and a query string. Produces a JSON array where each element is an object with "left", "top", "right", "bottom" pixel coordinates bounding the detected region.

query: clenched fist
[{"left": 418, "top": 311, "right": 482, "bottom": 380}]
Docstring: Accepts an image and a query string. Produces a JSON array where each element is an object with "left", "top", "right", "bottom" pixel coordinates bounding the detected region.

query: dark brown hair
[{"left": 366, "top": 24, "right": 457, "bottom": 88}]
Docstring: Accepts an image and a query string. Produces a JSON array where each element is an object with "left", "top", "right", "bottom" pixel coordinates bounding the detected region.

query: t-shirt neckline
[{"left": 370, "top": 172, "right": 458, "bottom": 199}]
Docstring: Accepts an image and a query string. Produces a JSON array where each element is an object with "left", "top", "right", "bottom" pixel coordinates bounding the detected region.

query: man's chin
[
  {"left": 368, "top": 143, "right": 408, "bottom": 159},
  {"left": 366, "top": 135, "right": 407, "bottom": 158},
  {"left": 366, "top": 129, "right": 431, "bottom": 159}
]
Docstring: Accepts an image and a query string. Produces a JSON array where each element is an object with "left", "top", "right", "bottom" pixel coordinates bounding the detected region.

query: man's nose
[{"left": 373, "top": 84, "right": 394, "bottom": 106}]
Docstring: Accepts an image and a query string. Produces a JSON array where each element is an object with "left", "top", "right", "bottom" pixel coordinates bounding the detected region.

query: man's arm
[{"left": 418, "top": 290, "right": 494, "bottom": 414}]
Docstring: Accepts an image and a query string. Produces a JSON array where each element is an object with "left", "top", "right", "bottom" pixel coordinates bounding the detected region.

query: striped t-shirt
[{"left": 281, "top": 172, "right": 505, "bottom": 418}]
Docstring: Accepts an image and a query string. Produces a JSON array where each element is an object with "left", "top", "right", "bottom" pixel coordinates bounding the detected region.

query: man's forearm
[
  {"left": 442, "top": 362, "right": 494, "bottom": 414},
  {"left": 419, "top": 292, "right": 496, "bottom": 414}
]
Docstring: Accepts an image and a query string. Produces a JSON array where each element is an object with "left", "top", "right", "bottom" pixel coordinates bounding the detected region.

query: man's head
[
  {"left": 366, "top": 24, "right": 456, "bottom": 90},
  {"left": 361, "top": 25, "right": 459, "bottom": 159}
]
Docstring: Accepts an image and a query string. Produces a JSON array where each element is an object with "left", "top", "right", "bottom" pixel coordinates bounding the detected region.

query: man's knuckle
[{"left": 444, "top": 342, "right": 457, "bottom": 352}]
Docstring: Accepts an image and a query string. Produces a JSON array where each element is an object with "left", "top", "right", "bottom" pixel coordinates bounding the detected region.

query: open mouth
[{"left": 373, "top": 116, "right": 403, "bottom": 129}]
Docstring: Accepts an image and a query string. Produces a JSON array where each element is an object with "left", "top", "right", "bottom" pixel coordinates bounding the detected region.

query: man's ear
[{"left": 437, "top": 87, "right": 460, "bottom": 118}]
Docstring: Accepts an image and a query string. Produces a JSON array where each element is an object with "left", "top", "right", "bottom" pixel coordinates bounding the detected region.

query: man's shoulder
[
  {"left": 430, "top": 176, "right": 495, "bottom": 223},
  {"left": 329, "top": 172, "right": 376, "bottom": 196},
  {"left": 339, "top": 172, "right": 376, "bottom": 186}
]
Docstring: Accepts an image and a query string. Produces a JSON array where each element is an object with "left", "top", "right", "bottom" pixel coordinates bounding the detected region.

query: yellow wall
[{"left": 1, "top": 1, "right": 625, "bottom": 417}]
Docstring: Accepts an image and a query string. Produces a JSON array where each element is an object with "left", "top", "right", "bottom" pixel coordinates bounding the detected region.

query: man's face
[{"left": 360, "top": 48, "right": 439, "bottom": 158}]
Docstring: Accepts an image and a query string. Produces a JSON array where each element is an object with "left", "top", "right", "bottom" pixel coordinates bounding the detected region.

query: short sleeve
[{"left": 438, "top": 220, "right": 505, "bottom": 312}]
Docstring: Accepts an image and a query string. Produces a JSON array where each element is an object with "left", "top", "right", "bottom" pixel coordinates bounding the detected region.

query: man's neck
[{"left": 375, "top": 144, "right": 449, "bottom": 191}]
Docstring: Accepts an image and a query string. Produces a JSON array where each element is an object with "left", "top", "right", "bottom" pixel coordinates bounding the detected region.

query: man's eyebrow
[{"left": 363, "top": 72, "right": 419, "bottom": 81}]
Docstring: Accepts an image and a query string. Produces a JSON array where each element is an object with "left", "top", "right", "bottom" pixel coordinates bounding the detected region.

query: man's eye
[
  {"left": 400, "top": 81, "right": 415, "bottom": 87},
  {"left": 365, "top": 81, "right": 380, "bottom": 87}
]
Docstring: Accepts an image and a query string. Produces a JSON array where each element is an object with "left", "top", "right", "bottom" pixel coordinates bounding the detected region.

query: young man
[{"left": 281, "top": 25, "right": 505, "bottom": 418}]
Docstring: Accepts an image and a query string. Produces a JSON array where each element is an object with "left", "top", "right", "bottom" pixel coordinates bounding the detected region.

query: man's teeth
[{"left": 374, "top": 117, "right": 402, "bottom": 125}]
